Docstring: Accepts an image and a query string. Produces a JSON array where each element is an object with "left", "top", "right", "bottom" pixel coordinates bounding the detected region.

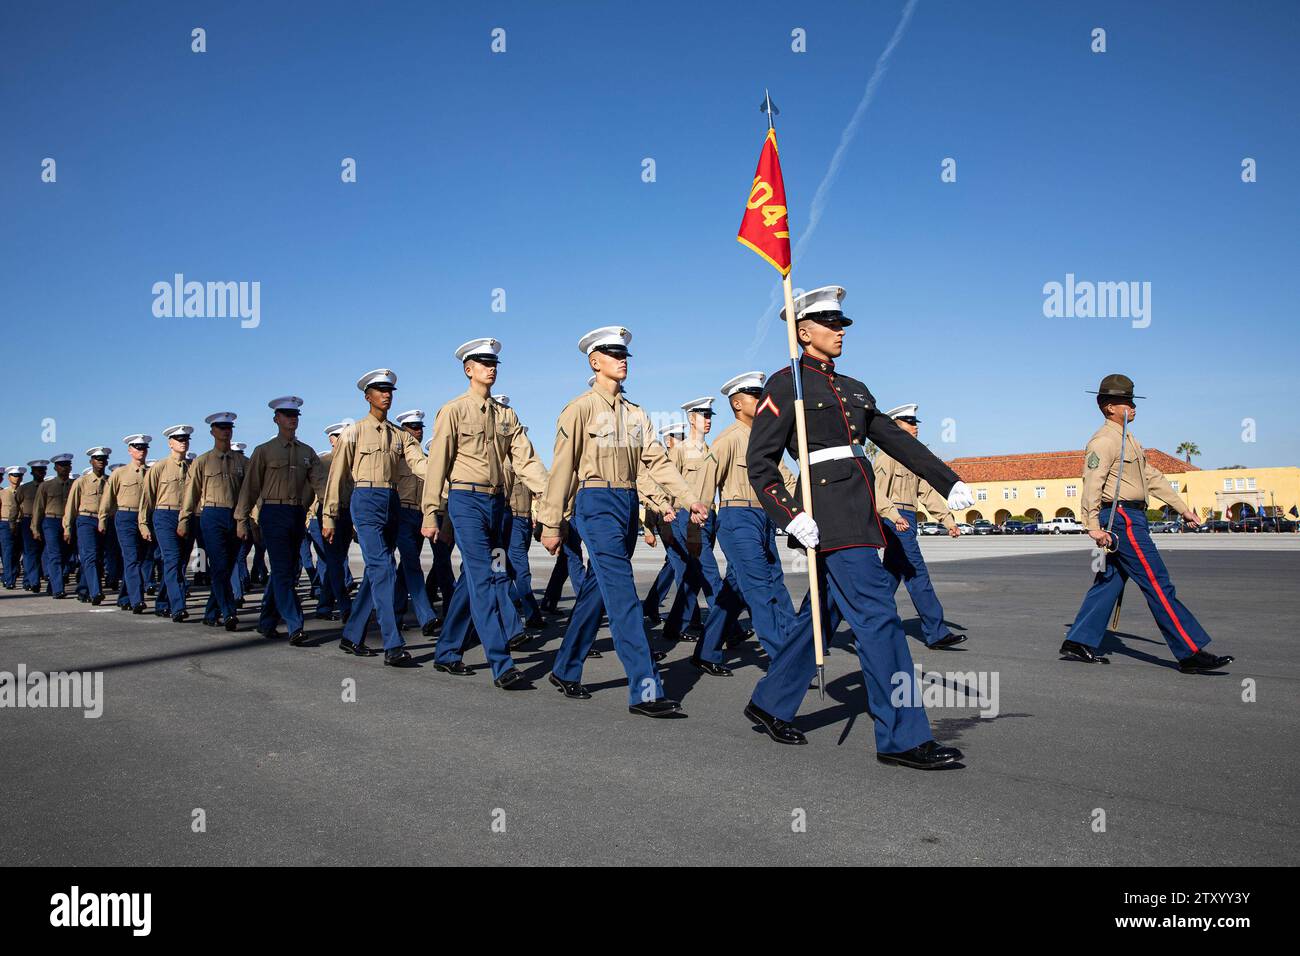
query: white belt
[{"left": 808, "top": 444, "right": 867, "bottom": 465}]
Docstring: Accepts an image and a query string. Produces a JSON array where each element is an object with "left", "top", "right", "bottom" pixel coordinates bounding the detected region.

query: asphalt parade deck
[{"left": 2, "top": 543, "right": 1296, "bottom": 866}]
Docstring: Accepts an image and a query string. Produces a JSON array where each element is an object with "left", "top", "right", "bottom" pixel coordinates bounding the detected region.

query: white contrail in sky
[{"left": 745, "top": 0, "right": 920, "bottom": 360}]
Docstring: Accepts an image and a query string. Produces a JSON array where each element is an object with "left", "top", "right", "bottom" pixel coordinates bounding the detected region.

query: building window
[
  {"left": 1035, "top": 486, "right": 1046, "bottom": 499},
  {"left": 1247, "top": 478, "right": 1256, "bottom": 490},
  {"left": 1171, "top": 481, "right": 1179, "bottom": 492},
  {"left": 1234, "top": 478, "right": 1245, "bottom": 491},
  {"left": 1066, "top": 485, "right": 1078, "bottom": 498},
  {"left": 1002, "top": 488, "right": 1010, "bottom": 500},
  {"left": 976, "top": 489, "right": 988, "bottom": 501},
  {"left": 1223, "top": 479, "right": 1232, "bottom": 491}
]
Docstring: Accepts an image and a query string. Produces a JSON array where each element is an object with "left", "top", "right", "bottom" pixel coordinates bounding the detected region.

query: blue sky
[{"left": 2, "top": 0, "right": 1296, "bottom": 471}]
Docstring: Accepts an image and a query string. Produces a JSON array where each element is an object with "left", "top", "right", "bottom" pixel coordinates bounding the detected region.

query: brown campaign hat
[{"left": 1087, "top": 373, "right": 1145, "bottom": 401}]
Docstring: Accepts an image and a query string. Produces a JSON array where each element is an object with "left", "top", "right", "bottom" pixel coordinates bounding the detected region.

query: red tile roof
[{"left": 945, "top": 449, "right": 1197, "bottom": 483}]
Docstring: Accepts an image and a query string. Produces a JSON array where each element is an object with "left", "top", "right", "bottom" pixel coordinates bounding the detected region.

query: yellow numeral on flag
[
  {"left": 748, "top": 176, "right": 774, "bottom": 208},
  {"left": 761, "top": 204, "right": 786, "bottom": 228}
]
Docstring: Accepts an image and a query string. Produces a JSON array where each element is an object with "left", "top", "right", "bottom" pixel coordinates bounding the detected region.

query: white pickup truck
[{"left": 1042, "top": 516, "right": 1085, "bottom": 534}]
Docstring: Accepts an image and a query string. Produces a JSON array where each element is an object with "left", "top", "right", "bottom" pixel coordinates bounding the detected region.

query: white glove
[
  {"left": 946, "top": 481, "right": 974, "bottom": 510},
  {"left": 786, "top": 512, "right": 820, "bottom": 549}
]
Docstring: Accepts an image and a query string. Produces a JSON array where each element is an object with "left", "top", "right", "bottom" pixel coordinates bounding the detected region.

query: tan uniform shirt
[
  {"left": 18, "top": 481, "right": 41, "bottom": 518},
  {"left": 305, "top": 450, "right": 353, "bottom": 518},
  {"left": 64, "top": 472, "right": 108, "bottom": 535},
  {"left": 874, "top": 451, "right": 955, "bottom": 529},
  {"left": 1081, "top": 419, "right": 1188, "bottom": 531},
  {"left": 98, "top": 462, "right": 148, "bottom": 530},
  {"left": 235, "top": 437, "right": 327, "bottom": 535},
  {"left": 323, "top": 417, "right": 424, "bottom": 531},
  {"left": 709, "top": 420, "right": 798, "bottom": 509},
  {"left": 178, "top": 449, "right": 246, "bottom": 535},
  {"left": 507, "top": 465, "right": 534, "bottom": 517},
  {"left": 139, "top": 455, "right": 190, "bottom": 533},
  {"left": 421, "top": 393, "right": 549, "bottom": 529},
  {"left": 32, "top": 477, "right": 72, "bottom": 529},
  {"left": 396, "top": 447, "right": 427, "bottom": 509},
  {"left": 670, "top": 437, "right": 720, "bottom": 511},
  {"left": 537, "top": 386, "right": 693, "bottom": 535},
  {"left": 1, "top": 485, "right": 21, "bottom": 525}
]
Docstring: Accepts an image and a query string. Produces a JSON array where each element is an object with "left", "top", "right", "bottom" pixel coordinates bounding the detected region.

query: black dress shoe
[
  {"left": 691, "top": 657, "right": 733, "bottom": 677},
  {"left": 288, "top": 629, "right": 309, "bottom": 646},
  {"left": 224, "top": 616, "right": 239, "bottom": 633},
  {"left": 146, "top": 585, "right": 156, "bottom": 596},
  {"left": 52, "top": 592, "right": 67, "bottom": 600},
  {"left": 338, "top": 637, "right": 376, "bottom": 657},
  {"left": 928, "top": 632, "right": 967, "bottom": 649},
  {"left": 524, "top": 612, "right": 546, "bottom": 630},
  {"left": 1059, "top": 639, "right": 1108, "bottom": 664},
  {"left": 154, "top": 608, "right": 168, "bottom": 617},
  {"left": 628, "top": 698, "right": 683, "bottom": 718},
  {"left": 257, "top": 626, "right": 278, "bottom": 639},
  {"left": 877, "top": 739, "right": 964, "bottom": 770},
  {"left": 421, "top": 619, "right": 439, "bottom": 637},
  {"left": 172, "top": 610, "right": 189, "bottom": 623},
  {"left": 493, "top": 668, "right": 527, "bottom": 689},
  {"left": 744, "top": 701, "right": 806, "bottom": 744},
  {"left": 132, "top": 603, "right": 147, "bottom": 615},
  {"left": 76, "top": 594, "right": 88, "bottom": 603},
  {"left": 384, "top": 649, "right": 418, "bottom": 668},
  {"left": 1179, "top": 650, "right": 1235, "bottom": 674},
  {"left": 506, "top": 631, "right": 534, "bottom": 652},
  {"left": 547, "top": 672, "right": 591, "bottom": 699},
  {"left": 585, "top": 647, "right": 602, "bottom": 659},
  {"left": 649, "top": 649, "right": 667, "bottom": 663},
  {"left": 91, "top": 594, "right": 103, "bottom": 605},
  {"left": 433, "top": 660, "right": 474, "bottom": 676}
]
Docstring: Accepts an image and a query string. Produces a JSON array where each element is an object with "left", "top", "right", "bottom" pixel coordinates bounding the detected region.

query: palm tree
[{"left": 1175, "top": 441, "right": 1200, "bottom": 465}]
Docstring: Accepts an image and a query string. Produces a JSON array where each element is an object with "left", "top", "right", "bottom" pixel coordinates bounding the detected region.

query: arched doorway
[
  {"left": 1026, "top": 508, "right": 1042, "bottom": 521},
  {"left": 965, "top": 510, "right": 982, "bottom": 523},
  {"left": 995, "top": 509, "right": 1011, "bottom": 524},
  {"left": 1228, "top": 502, "right": 1255, "bottom": 520},
  {"left": 1055, "top": 507, "right": 1076, "bottom": 518}
]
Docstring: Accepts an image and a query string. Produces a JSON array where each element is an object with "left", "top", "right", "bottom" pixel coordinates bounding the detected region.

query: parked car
[
  {"left": 1042, "top": 516, "right": 1085, "bottom": 534},
  {"left": 955, "top": 523, "right": 974, "bottom": 535},
  {"left": 1231, "top": 516, "right": 1262, "bottom": 533},
  {"left": 1149, "top": 521, "right": 1171, "bottom": 533},
  {"left": 1002, "top": 520, "right": 1025, "bottom": 534},
  {"left": 1195, "top": 519, "right": 1232, "bottom": 533},
  {"left": 1020, "top": 521, "right": 1040, "bottom": 534},
  {"left": 972, "top": 520, "right": 995, "bottom": 535},
  {"left": 918, "top": 522, "right": 944, "bottom": 536}
]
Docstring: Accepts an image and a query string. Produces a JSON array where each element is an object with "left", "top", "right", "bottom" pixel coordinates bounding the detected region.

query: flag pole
[{"left": 763, "top": 90, "right": 828, "bottom": 699}]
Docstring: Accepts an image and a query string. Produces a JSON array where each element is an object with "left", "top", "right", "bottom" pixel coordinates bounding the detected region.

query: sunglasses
[
  {"left": 91, "top": 456, "right": 108, "bottom": 461},
  {"left": 212, "top": 423, "right": 233, "bottom": 430},
  {"left": 172, "top": 435, "right": 191, "bottom": 442},
  {"left": 130, "top": 444, "right": 149, "bottom": 450},
  {"left": 278, "top": 410, "right": 301, "bottom": 417}
]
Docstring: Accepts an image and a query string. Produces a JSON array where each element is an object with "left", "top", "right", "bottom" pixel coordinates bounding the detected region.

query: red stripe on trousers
[{"left": 1120, "top": 507, "right": 1199, "bottom": 653}]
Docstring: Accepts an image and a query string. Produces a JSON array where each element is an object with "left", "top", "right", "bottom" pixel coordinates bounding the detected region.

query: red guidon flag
[{"left": 736, "top": 128, "right": 792, "bottom": 276}]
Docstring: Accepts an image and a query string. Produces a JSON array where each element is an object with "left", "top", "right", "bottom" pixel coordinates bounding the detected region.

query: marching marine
[
  {"left": 1060, "top": 374, "right": 1233, "bottom": 673},
  {"left": 538, "top": 326, "right": 707, "bottom": 716},
  {"left": 422, "top": 340, "right": 549, "bottom": 686},
  {"left": 64, "top": 448, "right": 111, "bottom": 604},
  {"left": 873, "top": 403, "right": 967, "bottom": 649},
  {"left": 745, "top": 286, "right": 973, "bottom": 769},
  {"left": 324, "top": 371, "right": 426, "bottom": 665},
  {"left": 236, "top": 397, "right": 327, "bottom": 644},
  {"left": 31, "top": 453, "right": 75, "bottom": 598},
  {"left": 179, "top": 413, "right": 245, "bottom": 630}
]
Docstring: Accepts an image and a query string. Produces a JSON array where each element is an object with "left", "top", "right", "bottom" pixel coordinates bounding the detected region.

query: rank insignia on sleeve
[
  {"left": 1086, "top": 451, "right": 1100, "bottom": 469},
  {"left": 757, "top": 395, "right": 780, "bottom": 417}
]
